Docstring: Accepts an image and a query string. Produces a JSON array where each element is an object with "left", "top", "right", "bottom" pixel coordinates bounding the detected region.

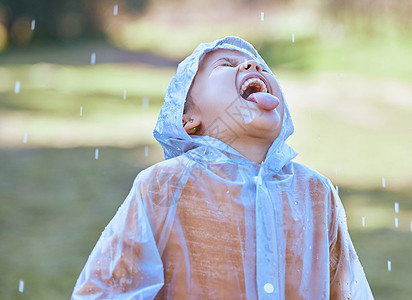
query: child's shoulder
[
  {"left": 288, "top": 161, "right": 332, "bottom": 190},
  {"left": 133, "top": 155, "right": 190, "bottom": 185}
]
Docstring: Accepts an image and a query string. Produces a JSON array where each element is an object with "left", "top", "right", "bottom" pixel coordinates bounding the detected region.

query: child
[{"left": 72, "top": 36, "right": 374, "bottom": 299}]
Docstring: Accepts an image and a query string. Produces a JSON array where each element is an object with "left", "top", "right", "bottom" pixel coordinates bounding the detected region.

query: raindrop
[
  {"left": 123, "top": 89, "right": 127, "bottom": 100},
  {"left": 264, "top": 283, "right": 274, "bottom": 293},
  {"left": 113, "top": 5, "right": 118, "bottom": 16},
  {"left": 382, "top": 177, "right": 386, "bottom": 188},
  {"left": 260, "top": 12, "right": 264, "bottom": 21},
  {"left": 31, "top": 19, "right": 35, "bottom": 31},
  {"left": 80, "top": 106, "right": 83, "bottom": 116},
  {"left": 95, "top": 148, "right": 99, "bottom": 160},
  {"left": 394, "top": 217, "right": 399, "bottom": 228},
  {"left": 387, "top": 260, "right": 391, "bottom": 272},
  {"left": 142, "top": 97, "right": 149, "bottom": 108},
  {"left": 410, "top": 221, "right": 412, "bottom": 232},
  {"left": 362, "top": 216, "right": 365, "bottom": 227},
  {"left": 292, "top": 33, "right": 295, "bottom": 43},
  {"left": 14, "top": 80, "right": 20, "bottom": 94},
  {"left": 394, "top": 202, "right": 399, "bottom": 214},
  {"left": 144, "top": 146, "right": 148, "bottom": 157},
  {"left": 19, "top": 280, "right": 24, "bottom": 293},
  {"left": 337, "top": 75, "right": 341, "bottom": 83},
  {"left": 90, "top": 52, "right": 96, "bottom": 65},
  {"left": 23, "top": 132, "right": 28, "bottom": 144}
]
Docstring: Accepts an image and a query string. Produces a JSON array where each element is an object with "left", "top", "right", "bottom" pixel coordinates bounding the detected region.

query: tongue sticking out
[{"left": 247, "top": 92, "right": 280, "bottom": 110}]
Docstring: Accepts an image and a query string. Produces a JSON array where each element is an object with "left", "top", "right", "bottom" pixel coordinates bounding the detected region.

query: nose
[{"left": 239, "top": 60, "right": 263, "bottom": 73}]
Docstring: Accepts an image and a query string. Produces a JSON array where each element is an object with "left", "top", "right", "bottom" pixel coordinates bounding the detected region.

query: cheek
[
  {"left": 268, "top": 77, "right": 282, "bottom": 97},
  {"left": 267, "top": 77, "right": 285, "bottom": 120},
  {"left": 190, "top": 85, "right": 221, "bottom": 122},
  {"left": 191, "top": 69, "right": 238, "bottom": 118},
  {"left": 209, "top": 69, "right": 237, "bottom": 95}
]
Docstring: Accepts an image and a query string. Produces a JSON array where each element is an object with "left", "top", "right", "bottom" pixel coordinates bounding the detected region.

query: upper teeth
[{"left": 240, "top": 78, "right": 268, "bottom": 94}]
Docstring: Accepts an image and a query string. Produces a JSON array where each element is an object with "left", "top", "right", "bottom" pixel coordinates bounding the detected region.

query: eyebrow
[{"left": 213, "top": 56, "right": 244, "bottom": 66}]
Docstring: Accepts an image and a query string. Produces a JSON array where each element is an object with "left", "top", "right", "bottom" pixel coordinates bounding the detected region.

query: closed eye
[{"left": 214, "top": 57, "right": 238, "bottom": 68}]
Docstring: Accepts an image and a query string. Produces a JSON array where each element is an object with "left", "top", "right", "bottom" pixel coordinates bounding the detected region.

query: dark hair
[
  {"left": 184, "top": 77, "right": 197, "bottom": 114},
  {"left": 183, "top": 91, "right": 193, "bottom": 114}
]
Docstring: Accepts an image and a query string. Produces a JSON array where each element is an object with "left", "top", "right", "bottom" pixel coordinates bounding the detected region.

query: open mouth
[{"left": 239, "top": 77, "right": 268, "bottom": 100}]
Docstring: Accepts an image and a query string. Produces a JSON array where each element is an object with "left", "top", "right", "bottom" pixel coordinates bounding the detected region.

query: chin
[
  {"left": 256, "top": 109, "right": 282, "bottom": 126},
  {"left": 247, "top": 115, "right": 282, "bottom": 138}
]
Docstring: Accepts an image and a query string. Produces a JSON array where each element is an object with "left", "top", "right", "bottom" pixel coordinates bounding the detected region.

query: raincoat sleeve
[
  {"left": 327, "top": 180, "right": 374, "bottom": 299},
  {"left": 71, "top": 178, "right": 164, "bottom": 299}
]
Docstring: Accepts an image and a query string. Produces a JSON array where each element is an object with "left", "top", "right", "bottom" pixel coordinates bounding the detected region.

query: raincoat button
[{"left": 264, "top": 283, "right": 274, "bottom": 293}]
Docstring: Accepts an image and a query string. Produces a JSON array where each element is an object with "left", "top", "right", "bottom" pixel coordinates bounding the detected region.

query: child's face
[{"left": 184, "top": 49, "right": 284, "bottom": 144}]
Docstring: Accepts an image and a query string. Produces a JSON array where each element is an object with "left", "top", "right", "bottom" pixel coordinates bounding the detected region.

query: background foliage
[{"left": 0, "top": 0, "right": 411, "bottom": 299}]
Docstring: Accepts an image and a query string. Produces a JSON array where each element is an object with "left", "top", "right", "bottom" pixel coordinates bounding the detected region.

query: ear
[{"left": 182, "top": 113, "right": 201, "bottom": 135}]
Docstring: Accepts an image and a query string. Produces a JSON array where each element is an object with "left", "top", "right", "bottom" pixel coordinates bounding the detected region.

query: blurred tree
[
  {"left": 0, "top": 0, "right": 149, "bottom": 46},
  {"left": 327, "top": 0, "right": 412, "bottom": 23},
  {"left": 325, "top": 0, "right": 412, "bottom": 36}
]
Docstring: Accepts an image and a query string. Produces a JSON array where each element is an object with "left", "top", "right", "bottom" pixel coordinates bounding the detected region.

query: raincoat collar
[{"left": 153, "top": 36, "right": 297, "bottom": 173}]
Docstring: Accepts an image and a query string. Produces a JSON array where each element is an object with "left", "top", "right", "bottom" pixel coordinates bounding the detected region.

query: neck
[{"left": 229, "top": 135, "right": 274, "bottom": 164}]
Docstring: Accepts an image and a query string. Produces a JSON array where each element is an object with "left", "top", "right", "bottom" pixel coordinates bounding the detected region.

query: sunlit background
[{"left": 0, "top": 0, "right": 411, "bottom": 299}]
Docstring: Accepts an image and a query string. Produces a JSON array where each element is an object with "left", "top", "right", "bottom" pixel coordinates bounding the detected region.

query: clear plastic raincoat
[{"left": 72, "top": 36, "right": 374, "bottom": 299}]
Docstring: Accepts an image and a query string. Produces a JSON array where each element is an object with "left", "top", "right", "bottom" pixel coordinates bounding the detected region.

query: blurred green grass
[
  {"left": 0, "top": 146, "right": 160, "bottom": 299},
  {"left": 1, "top": 33, "right": 412, "bottom": 299}
]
